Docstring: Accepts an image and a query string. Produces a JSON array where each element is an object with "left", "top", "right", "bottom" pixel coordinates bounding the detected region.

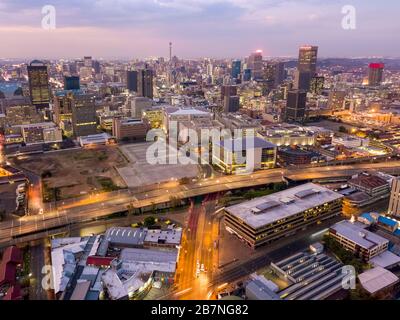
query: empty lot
[{"left": 117, "top": 142, "right": 200, "bottom": 188}]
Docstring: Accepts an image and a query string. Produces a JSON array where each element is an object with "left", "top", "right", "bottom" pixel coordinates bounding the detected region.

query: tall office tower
[
  {"left": 84, "top": 56, "right": 92, "bottom": 68},
  {"left": 126, "top": 70, "right": 138, "bottom": 92},
  {"left": 231, "top": 60, "right": 241, "bottom": 79},
  {"left": 53, "top": 91, "right": 74, "bottom": 126},
  {"left": 248, "top": 50, "right": 263, "bottom": 80},
  {"left": 264, "top": 61, "right": 286, "bottom": 88},
  {"left": 295, "top": 45, "right": 318, "bottom": 91},
  {"left": 221, "top": 85, "right": 239, "bottom": 113},
  {"left": 93, "top": 60, "right": 101, "bottom": 74},
  {"left": 328, "top": 90, "right": 346, "bottom": 112},
  {"left": 274, "top": 62, "right": 286, "bottom": 86},
  {"left": 368, "top": 63, "right": 384, "bottom": 86},
  {"left": 284, "top": 90, "right": 307, "bottom": 123},
  {"left": 223, "top": 95, "right": 240, "bottom": 113},
  {"left": 221, "top": 85, "right": 237, "bottom": 99},
  {"left": 27, "top": 60, "right": 50, "bottom": 109},
  {"left": 388, "top": 177, "right": 400, "bottom": 217},
  {"left": 137, "top": 68, "right": 154, "bottom": 99},
  {"left": 71, "top": 94, "right": 97, "bottom": 137},
  {"left": 64, "top": 76, "right": 80, "bottom": 90},
  {"left": 310, "top": 76, "right": 325, "bottom": 95},
  {"left": 242, "top": 69, "right": 252, "bottom": 82},
  {"left": 169, "top": 42, "right": 172, "bottom": 61}
]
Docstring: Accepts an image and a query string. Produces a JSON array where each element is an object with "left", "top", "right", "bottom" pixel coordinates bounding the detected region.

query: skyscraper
[
  {"left": 137, "top": 68, "right": 154, "bottom": 99},
  {"left": 284, "top": 90, "right": 307, "bottom": 123},
  {"left": 242, "top": 69, "right": 252, "bottom": 82},
  {"left": 295, "top": 45, "right": 318, "bottom": 91},
  {"left": 231, "top": 60, "right": 241, "bottom": 79},
  {"left": 264, "top": 61, "right": 286, "bottom": 88},
  {"left": 248, "top": 50, "right": 263, "bottom": 80},
  {"left": 71, "top": 94, "right": 97, "bottom": 137},
  {"left": 53, "top": 91, "right": 74, "bottom": 134},
  {"left": 126, "top": 70, "right": 138, "bottom": 92},
  {"left": 368, "top": 63, "right": 384, "bottom": 86},
  {"left": 221, "top": 85, "right": 239, "bottom": 113},
  {"left": 27, "top": 60, "right": 50, "bottom": 109}
]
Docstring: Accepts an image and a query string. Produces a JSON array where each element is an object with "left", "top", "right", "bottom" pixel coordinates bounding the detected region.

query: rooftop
[
  {"left": 370, "top": 251, "right": 400, "bottom": 269},
  {"left": 217, "top": 136, "right": 276, "bottom": 152},
  {"left": 358, "top": 266, "right": 398, "bottom": 294},
  {"left": 348, "top": 173, "right": 389, "bottom": 190},
  {"left": 330, "top": 220, "right": 389, "bottom": 250},
  {"left": 144, "top": 228, "right": 182, "bottom": 246},
  {"left": 225, "top": 183, "right": 343, "bottom": 229},
  {"left": 104, "top": 227, "right": 147, "bottom": 247}
]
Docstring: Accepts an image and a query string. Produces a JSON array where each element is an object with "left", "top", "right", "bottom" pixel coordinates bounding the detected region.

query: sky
[{"left": 0, "top": 0, "right": 399, "bottom": 59}]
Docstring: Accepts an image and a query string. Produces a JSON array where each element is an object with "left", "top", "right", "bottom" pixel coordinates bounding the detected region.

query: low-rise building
[
  {"left": 78, "top": 133, "right": 110, "bottom": 147},
  {"left": 112, "top": 117, "right": 149, "bottom": 141},
  {"left": 358, "top": 266, "right": 399, "bottom": 297},
  {"left": 344, "top": 172, "right": 390, "bottom": 208},
  {"left": 277, "top": 147, "right": 325, "bottom": 166},
  {"left": 271, "top": 250, "right": 345, "bottom": 300},
  {"left": 224, "top": 183, "right": 343, "bottom": 248},
  {"left": 329, "top": 220, "right": 389, "bottom": 261},
  {"left": 213, "top": 136, "right": 276, "bottom": 174}
]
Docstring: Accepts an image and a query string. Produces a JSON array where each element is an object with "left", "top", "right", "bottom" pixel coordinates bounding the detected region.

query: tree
[
  {"left": 338, "top": 126, "right": 348, "bottom": 133},
  {"left": 143, "top": 216, "right": 156, "bottom": 227}
]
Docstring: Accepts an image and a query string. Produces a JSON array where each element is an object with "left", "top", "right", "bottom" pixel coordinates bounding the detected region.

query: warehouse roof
[{"left": 358, "top": 267, "right": 399, "bottom": 294}]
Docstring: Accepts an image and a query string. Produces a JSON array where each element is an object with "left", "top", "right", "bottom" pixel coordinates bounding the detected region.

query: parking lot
[{"left": 118, "top": 142, "right": 200, "bottom": 188}]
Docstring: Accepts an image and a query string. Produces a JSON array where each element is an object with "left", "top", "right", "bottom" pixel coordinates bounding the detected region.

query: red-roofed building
[
  {"left": 349, "top": 173, "right": 390, "bottom": 197},
  {"left": 368, "top": 63, "right": 384, "bottom": 86},
  {"left": 369, "top": 63, "right": 385, "bottom": 69},
  {"left": 86, "top": 256, "right": 114, "bottom": 268}
]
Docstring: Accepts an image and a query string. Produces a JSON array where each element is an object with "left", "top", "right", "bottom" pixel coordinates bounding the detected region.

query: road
[
  {"left": 174, "top": 193, "right": 220, "bottom": 300},
  {"left": 161, "top": 215, "right": 342, "bottom": 300},
  {"left": 1, "top": 161, "right": 400, "bottom": 245}
]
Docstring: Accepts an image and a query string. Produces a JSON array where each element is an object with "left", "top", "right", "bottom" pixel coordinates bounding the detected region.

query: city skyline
[{"left": 1, "top": 0, "right": 400, "bottom": 59}]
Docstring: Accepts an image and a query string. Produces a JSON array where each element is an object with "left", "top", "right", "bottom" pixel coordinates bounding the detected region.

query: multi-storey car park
[{"left": 224, "top": 183, "right": 344, "bottom": 248}]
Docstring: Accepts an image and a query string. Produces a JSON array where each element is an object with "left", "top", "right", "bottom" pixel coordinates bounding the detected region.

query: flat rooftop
[
  {"left": 330, "top": 220, "right": 389, "bottom": 250},
  {"left": 144, "top": 228, "right": 182, "bottom": 246},
  {"left": 217, "top": 136, "right": 276, "bottom": 152},
  {"left": 104, "top": 227, "right": 147, "bottom": 247},
  {"left": 358, "top": 266, "right": 399, "bottom": 294},
  {"left": 225, "top": 183, "right": 343, "bottom": 229}
]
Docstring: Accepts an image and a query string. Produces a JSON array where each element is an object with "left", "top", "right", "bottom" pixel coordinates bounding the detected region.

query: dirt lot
[{"left": 13, "top": 146, "right": 128, "bottom": 200}]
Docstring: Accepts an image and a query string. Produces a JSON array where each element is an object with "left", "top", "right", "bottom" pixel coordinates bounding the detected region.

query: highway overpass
[{"left": 1, "top": 161, "right": 400, "bottom": 247}]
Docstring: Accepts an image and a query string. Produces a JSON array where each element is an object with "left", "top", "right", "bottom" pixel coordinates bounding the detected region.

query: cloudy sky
[{"left": 0, "top": 0, "right": 399, "bottom": 59}]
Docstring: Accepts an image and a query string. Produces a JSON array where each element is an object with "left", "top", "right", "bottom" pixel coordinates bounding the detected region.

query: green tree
[{"left": 143, "top": 216, "right": 156, "bottom": 227}]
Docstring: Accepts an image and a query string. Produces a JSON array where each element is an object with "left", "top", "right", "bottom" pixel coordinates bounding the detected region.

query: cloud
[{"left": 0, "top": 0, "right": 399, "bottom": 58}]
